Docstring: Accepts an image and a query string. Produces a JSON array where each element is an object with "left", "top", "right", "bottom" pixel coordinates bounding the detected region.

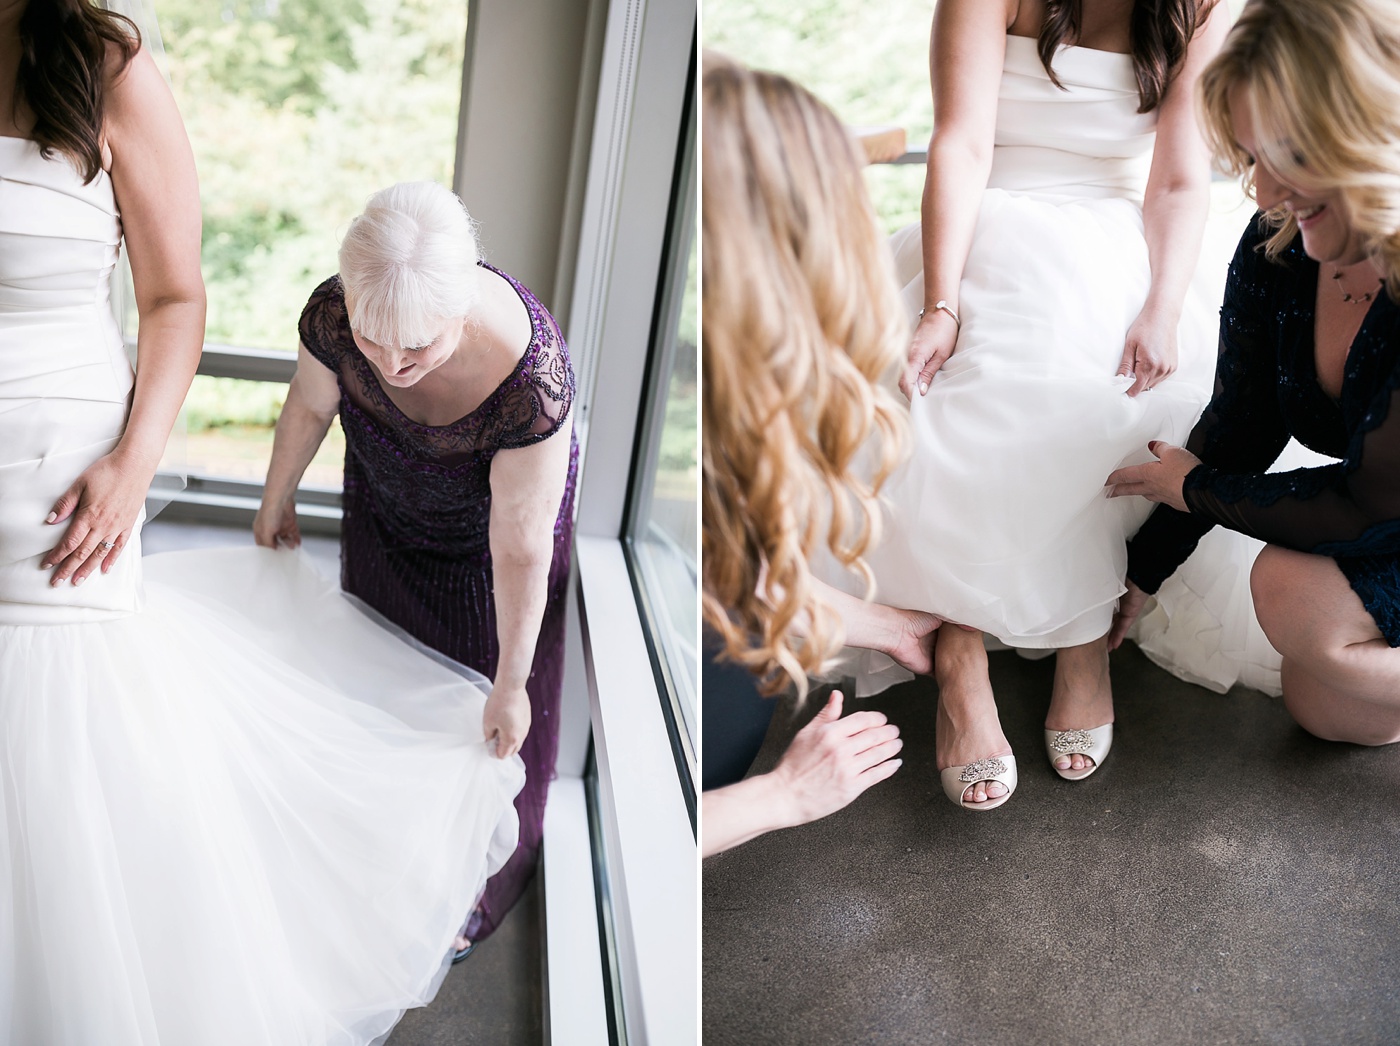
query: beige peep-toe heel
[
  {"left": 1044, "top": 724, "right": 1113, "bottom": 781},
  {"left": 939, "top": 754, "right": 1018, "bottom": 811}
]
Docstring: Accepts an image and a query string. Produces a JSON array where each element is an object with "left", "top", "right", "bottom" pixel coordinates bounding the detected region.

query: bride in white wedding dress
[
  {"left": 863, "top": 0, "right": 1231, "bottom": 808},
  {"left": 0, "top": 4, "right": 522, "bottom": 1043}
]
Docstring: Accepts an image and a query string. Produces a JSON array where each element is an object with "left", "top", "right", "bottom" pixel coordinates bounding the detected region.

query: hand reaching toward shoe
[
  {"left": 1107, "top": 579, "right": 1151, "bottom": 651},
  {"left": 770, "top": 690, "right": 903, "bottom": 823},
  {"left": 797, "top": 577, "right": 947, "bottom": 676},
  {"left": 881, "top": 608, "right": 941, "bottom": 675},
  {"left": 701, "top": 690, "right": 903, "bottom": 856}
]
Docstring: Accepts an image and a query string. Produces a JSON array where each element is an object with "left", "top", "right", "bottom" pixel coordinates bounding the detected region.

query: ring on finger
[{"left": 97, "top": 539, "right": 116, "bottom": 551}]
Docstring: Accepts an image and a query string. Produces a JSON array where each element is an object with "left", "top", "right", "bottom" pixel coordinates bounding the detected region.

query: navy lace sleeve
[
  {"left": 1184, "top": 360, "right": 1400, "bottom": 556},
  {"left": 297, "top": 276, "right": 350, "bottom": 373},
  {"left": 1126, "top": 215, "right": 1292, "bottom": 593},
  {"left": 493, "top": 299, "right": 575, "bottom": 450}
]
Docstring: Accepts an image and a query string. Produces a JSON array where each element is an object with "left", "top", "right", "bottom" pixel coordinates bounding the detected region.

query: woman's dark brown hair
[
  {"left": 1038, "top": 0, "right": 1213, "bottom": 113},
  {"left": 17, "top": 0, "right": 141, "bottom": 183}
]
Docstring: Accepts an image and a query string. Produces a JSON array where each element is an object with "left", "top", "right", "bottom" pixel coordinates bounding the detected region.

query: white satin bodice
[
  {"left": 0, "top": 137, "right": 142, "bottom": 623},
  {"left": 989, "top": 35, "right": 1158, "bottom": 201}
]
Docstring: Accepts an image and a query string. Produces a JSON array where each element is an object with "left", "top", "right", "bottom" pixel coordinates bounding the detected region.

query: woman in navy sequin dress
[
  {"left": 256, "top": 182, "right": 577, "bottom": 945},
  {"left": 1108, "top": 0, "right": 1400, "bottom": 748}
]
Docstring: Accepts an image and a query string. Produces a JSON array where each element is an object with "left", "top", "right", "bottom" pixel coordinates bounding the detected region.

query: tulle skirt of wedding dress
[
  {"left": 0, "top": 547, "right": 524, "bottom": 1046},
  {"left": 820, "top": 186, "right": 1267, "bottom": 697},
  {"left": 866, "top": 190, "right": 1220, "bottom": 649}
]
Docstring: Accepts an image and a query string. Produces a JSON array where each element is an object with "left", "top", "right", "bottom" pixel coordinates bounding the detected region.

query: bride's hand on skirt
[
  {"left": 1117, "top": 311, "right": 1179, "bottom": 397},
  {"left": 1105, "top": 440, "right": 1199, "bottom": 512},
  {"left": 899, "top": 313, "right": 959, "bottom": 399},
  {"left": 1108, "top": 580, "right": 1151, "bottom": 651},
  {"left": 483, "top": 684, "right": 531, "bottom": 759},
  {"left": 40, "top": 451, "right": 145, "bottom": 585}
]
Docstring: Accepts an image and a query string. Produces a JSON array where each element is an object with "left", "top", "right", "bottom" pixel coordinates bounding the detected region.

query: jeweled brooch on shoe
[
  {"left": 958, "top": 758, "right": 1008, "bottom": 782},
  {"left": 1049, "top": 729, "right": 1094, "bottom": 754}
]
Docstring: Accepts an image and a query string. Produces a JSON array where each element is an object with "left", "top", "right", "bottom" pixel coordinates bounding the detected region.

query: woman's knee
[
  {"left": 1249, "top": 548, "right": 1353, "bottom": 669},
  {"left": 1282, "top": 683, "right": 1400, "bottom": 746}
]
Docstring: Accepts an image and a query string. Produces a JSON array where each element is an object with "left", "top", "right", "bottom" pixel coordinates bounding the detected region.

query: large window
[
  {"left": 152, "top": 0, "right": 470, "bottom": 491},
  {"left": 704, "top": 0, "right": 930, "bottom": 231}
]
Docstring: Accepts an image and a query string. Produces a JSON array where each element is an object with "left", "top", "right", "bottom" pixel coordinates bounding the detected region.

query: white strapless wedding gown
[
  {"left": 0, "top": 140, "right": 524, "bottom": 1044},
  {"left": 863, "top": 37, "right": 1233, "bottom": 663}
]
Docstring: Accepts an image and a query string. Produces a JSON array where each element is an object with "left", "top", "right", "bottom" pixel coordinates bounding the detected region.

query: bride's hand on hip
[
  {"left": 41, "top": 450, "right": 150, "bottom": 585},
  {"left": 899, "top": 311, "right": 959, "bottom": 399},
  {"left": 1117, "top": 310, "right": 1178, "bottom": 397},
  {"left": 1105, "top": 440, "right": 1199, "bottom": 512},
  {"left": 253, "top": 498, "right": 302, "bottom": 550}
]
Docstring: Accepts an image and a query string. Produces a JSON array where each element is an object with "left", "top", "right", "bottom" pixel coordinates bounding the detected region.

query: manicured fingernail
[
  {"left": 919, "top": 382, "right": 928, "bottom": 395},
  {"left": 73, "top": 575, "right": 85, "bottom": 587},
  {"left": 45, "top": 511, "right": 57, "bottom": 524}
]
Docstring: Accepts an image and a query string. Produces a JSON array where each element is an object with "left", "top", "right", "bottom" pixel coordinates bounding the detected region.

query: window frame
[
  {"left": 620, "top": 38, "right": 698, "bottom": 823},
  {"left": 551, "top": 0, "right": 699, "bottom": 1042}
]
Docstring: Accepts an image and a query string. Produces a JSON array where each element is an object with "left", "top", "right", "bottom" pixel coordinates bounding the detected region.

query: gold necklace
[{"left": 1331, "top": 265, "right": 1383, "bottom": 304}]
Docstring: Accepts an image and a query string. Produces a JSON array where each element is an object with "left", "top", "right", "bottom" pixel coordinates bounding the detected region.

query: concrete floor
[
  {"left": 143, "top": 520, "right": 544, "bottom": 1045},
  {"left": 703, "top": 643, "right": 1400, "bottom": 1045},
  {"left": 388, "top": 878, "right": 544, "bottom": 1046}
]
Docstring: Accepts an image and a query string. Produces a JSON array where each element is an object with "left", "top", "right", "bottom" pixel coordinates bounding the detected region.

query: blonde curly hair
[
  {"left": 1199, "top": 0, "right": 1400, "bottom": 295},
  {"left": 702, "top": 53, "right": 907, "bottom": 696}
]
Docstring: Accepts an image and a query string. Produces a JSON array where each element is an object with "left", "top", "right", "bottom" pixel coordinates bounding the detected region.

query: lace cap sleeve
[
  {"left": 494, "top": 309, "right": 576, "bottom": 449},
  {"left": 298, "top": 276, "right": 351, "bottom": 371}
]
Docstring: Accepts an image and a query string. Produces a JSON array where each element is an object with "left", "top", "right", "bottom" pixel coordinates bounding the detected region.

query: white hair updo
[{"left": 338, "top": 181, "right": 482, "bottom": 348}]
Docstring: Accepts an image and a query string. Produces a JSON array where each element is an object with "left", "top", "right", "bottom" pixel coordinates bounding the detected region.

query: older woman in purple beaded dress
[{"left": 254, "top": 181, "right": 577, "bottom": 954}]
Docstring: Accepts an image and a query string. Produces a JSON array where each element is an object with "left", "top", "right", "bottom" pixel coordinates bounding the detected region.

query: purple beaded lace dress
[{"left": 298, "top": 262, "right": 578, "bottom": 941}]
